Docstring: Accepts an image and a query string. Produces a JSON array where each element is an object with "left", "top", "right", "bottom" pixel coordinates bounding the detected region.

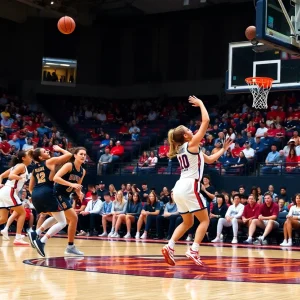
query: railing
[{"left": 90, "top": 161, "right": 300, "bottom": 177}]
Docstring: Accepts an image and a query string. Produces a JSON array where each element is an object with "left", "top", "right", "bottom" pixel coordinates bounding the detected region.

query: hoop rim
[{"left": 245, "top": 77, "right": 274, "bottom": 88}]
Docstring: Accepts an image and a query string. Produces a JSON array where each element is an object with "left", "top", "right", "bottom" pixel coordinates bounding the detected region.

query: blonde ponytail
[
  {"left": 167, "top": 129, "right": 178, "bottom": 158},
  {"left": 167, "top": 125, "right": 186, "bottom": 158}
]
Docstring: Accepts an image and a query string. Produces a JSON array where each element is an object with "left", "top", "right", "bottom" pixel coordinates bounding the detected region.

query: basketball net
[{"left": 245, "top": 77, "right": 274, "bottom": 109}]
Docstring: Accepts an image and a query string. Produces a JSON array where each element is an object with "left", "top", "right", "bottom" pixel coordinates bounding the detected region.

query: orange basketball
[
  {"left": 57, "top": 16, "right": 76, "bottom": 35},
  {"left": 245, "top": 25, "right": 256, "bottom": 40}
]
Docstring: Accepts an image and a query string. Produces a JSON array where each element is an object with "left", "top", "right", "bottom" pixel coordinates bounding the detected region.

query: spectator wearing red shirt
[
  {"left": 0, "top": 139, "right": 11, "bottom": 158},
  {"left": 231, "top": 142, "right": 245, "bottom": 158},
  {"left": 285, "top": 148, "right": 299, "bottom": 172},
  {"left": 243, "top": 193, "right": 279, "bottom": 245},
  {"left": 244, "top": 121, "right": 256, "bottom": 136},
  {"left": 267, "top": 123, "right": 277, "bottom": 137},
  {"left": 158, "top": 139, "right": 169, "bottom": 160},
  {"left": 110, "top": 141, "right": 124, "bottom": 161},
  {"left": 241, "top": 194, "right": 260, "bottom": 228}
]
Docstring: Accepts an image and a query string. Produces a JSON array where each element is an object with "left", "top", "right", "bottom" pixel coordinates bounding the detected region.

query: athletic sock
[
  {"left": 16, "top": 234, "right": 22, "bottom": 239},
  {"left": 168, "top": 239, "right": 175, "bottom": 250},
  {"left": 191, "top": 242, "right": 199, "bottom": 252}
]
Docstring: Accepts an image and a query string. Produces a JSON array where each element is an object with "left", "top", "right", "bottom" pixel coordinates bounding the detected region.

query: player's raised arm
[
  {"left": 188, "top": 96, "right": 210, "bottom": 148},
  {"left": 203, "top": 138, "right": 233, "bottom": 164}
]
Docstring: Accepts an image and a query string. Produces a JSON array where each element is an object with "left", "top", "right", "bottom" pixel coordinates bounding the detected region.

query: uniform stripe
[
  {"left": 194, "top": 180, "right": 204, "bottom": 209},
  {"left": 197, "top": 154, "right": 201, "bottom": 180},
  {"left": 10, "top": 188, "right": 17, "bottom": 206}
]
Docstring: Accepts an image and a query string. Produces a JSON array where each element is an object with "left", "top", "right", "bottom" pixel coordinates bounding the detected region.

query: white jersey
[
  {"left": 5, "top": 165, "right": 29, "bottom": 193},
  {"left": 177, "top": 142, "right": 204, "bottom": 181}
]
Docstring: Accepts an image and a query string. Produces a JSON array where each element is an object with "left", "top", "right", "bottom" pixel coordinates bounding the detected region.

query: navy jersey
[
  {"left": 32, "top": 161, "right": 53, "bottom": 188},
  {"left": 54, "top": 163, "right": 84, "bottom": 196}
]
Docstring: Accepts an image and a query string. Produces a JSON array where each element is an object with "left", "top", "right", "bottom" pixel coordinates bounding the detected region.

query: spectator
[
  {"left": 158, "top": 139, "right": 170, "bottom": 160},
  {"left": 98, "top": 192, "right": 113, "bottom": 236},
  {"left": 242, "top": 141, "right": 255, "bottom": 160},
  {"left": 156, "top": 191, "right": 179, "bottom": 239},
  {"left": 255, "top": 122, "right": 268, "bottom": 138},
  {"left": 113, "top": 192, "right": 142, "bottom": 238},
  {"left": 22, "top": 137, "right": 34, "bottom": 151},
  {"left": 212, "top": 194, "right": 244, "bottom": 244},
  {"left": 244, "top": 193, "right": 279, "bottom": 245},
  {"left": 241, "top": 194, "right": 260, "bottom": 232},
  {"left": 78, "top": 192, "right": 103, "bottom": 236},
  {"left": 278, "top": 199, "right": 288, "bottom": 212},
  {"left": 8, "top": 134, "right": 20, "bottom": 151},
  {"left": 97, "top": 148, "right": 112, "bottom": 175},
  {"left": 110, "top": 141, "right": 125, "bottom": 161},
  {"left": 280, "top": 193, "right": 300, "bottom": 246},
  {"left": 261, "top": 145, "right": 279, "bottom": 174},
  {"left": 96, "top": 181, "right": 107, "bottom": 201}
]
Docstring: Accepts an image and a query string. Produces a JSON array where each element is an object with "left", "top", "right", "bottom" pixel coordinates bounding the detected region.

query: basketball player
[
  {"left": 162, "top": 96, "right": 232, "bottom": 266},
  {"left": 27, "top": 146, "right": 72, "bottom": 257},
  {"left": 53, "top": 147, "right": 86, "bottom": 256},
  {"left": 0, "top": 151, "right": 32, "bottom": 245}
]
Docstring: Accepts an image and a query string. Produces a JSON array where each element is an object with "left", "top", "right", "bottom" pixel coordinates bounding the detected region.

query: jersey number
[
  {"left": 179, "top": 154, "right": 190, "bottom": 169},
  {"left": 37, "top": 172, "right": 46, "bottom": 184}
]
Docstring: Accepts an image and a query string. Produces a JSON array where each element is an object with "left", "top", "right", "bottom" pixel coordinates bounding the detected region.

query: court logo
[{"left": 24, "top": 255, "right": 300, "bottom": 284}]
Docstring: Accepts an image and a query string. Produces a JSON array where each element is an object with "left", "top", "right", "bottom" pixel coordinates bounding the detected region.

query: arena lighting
[
  {"left": 50, "top": 1, "right": 54, "bottom": 4},
  {"left": 183, "top": 0, "right": 189, "bottom": 6},
  {"left": 200, "top": 0, "right": 206, "bottom": 3},
  {"left": 60, "top": 64, "right": 70, "bottom": 66}
]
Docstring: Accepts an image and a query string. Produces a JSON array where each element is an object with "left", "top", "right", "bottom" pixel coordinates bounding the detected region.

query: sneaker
[
  {"left": 98, "top": 232, "right": 107, "bottom": 237},
  {"left": 220, "top": 234, "right": 224, "bottom": 241},
  {"left": 253, "top": 236, "right": 263, "bottom": 245},
  {"left": 280, "top": 240, "right": 288, "bottom": 246},
  {"left": 76, "top": 230, "right": 87, "bottom": 236},
  {"left": 135, "top": 232, "right": 140, "bottom": 239},
  {"left": 286, "top": 240, "right": 293, "bottom": 246},
  {"left": 140, "top": 233, "right": 147, "bottom": 239},
  {"left": 34, "top": 239, "right": 45, "bottom": 257},
  {"left": 243, "top": 238, "right": 253, "bottom": 244},
  {"left": 27, "top": 230, "right": 37, "bottom": 248},
  {"left": 108, "top": 231, "right": 114, "bottom": 237},
  {"left": 64, "top": 245, "right": 84, "bottom": 256},
  {"left": 13, "top": 238, "right": 30, "bottom": 246},
  {"left": 231, "top": 237, "right": 238, "bottom": 244},
  {"left": 211, "top": 237, "right": 221, "bottom": 243},
  {"left": 162, "top": 245, "right": 175, "bottom": 266},
  {"left": 123, "top": 233, "right": 131, "bottom": 239},
  {"left": 112, "top": 232, "right": 120, "bottom": 238},
  {"left": 186, "top": 235, "right": 193, "bottom": 242},
  {"left": 1, "top": 229, "right": 10, "bottom": 241},
  {"left": 185, "top": 248, "right": 204, "bottom": 266}
]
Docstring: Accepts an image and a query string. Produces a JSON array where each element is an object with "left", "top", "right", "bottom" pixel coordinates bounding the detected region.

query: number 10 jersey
[{"left": 177, "top": 142, "right": 204, "bottom": 181}]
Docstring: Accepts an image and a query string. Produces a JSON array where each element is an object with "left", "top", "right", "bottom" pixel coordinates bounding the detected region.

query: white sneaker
[
  {"left": 220, "top": 234, "right": 224, "bottom": 241},
  {"left": 280, "top": 240, "right": 288, "bottom": 246},
  {"left": 231, "top": 237, "right": 238, "bottom": 244},
  {"left": 13, "top": 238, "right": 30, "bottom": 246},
  {"left": 186, "top": 235, "right": 193, "bottom": 242},
  {"left": 98, "top": 232, "right": 107, "bottom": 237},
  {"left": 123, "top": 233, "right": 131, "bottom": 239},
  {"left": 140, "top": 233, "right": 147, "bottom": 239},
  {"left": 76, "top": 230, "right": 87, "bottom": 236},
  {"left": 211, "top": 237, "right": 221, "bottom": 243},
  {"left": 112, "top": 232, "right": 120, "bottom": 238},
  {"left": 135, "top": 232, "right": 140, "bottom": 239},
  {"left": 286, "top": 240, "right": 293, "bottom": 246},
  {"left": 1, "top": 229, "right": 10, "bottom": 241},
  {"left": 108, "top": 231, "right": 114, "bottom": 237}
]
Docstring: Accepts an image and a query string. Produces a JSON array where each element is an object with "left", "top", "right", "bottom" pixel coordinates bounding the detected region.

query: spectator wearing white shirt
[
  {"left": 78, "top": 192, "right": 103, "bottom": 236},
  {"left": 283, "top": 139, "right": 296, "bottom": 156},
  {"left": 212, "top": 194, "right": 244, "bottom": 244},
  {"left": 22, "top": 137, "right": 34, "bottom": 151},
  {"left": 255, "top": 122, "right": 268, "bottom": 138},
  {"left": 148, "top": 110, "right": 157, "bottom": 121},
  {"left": 85, "top": 108, "right": 93, "bottom": 119},
  {"left": 280, "top": 194, "right": 300, "bottom": 246},
  {"left": 242, "top": 141, "right": 255, "bottom": 160},
  {"left": 97, "top": 110, "right": 107, "bottom": 122},
  {"left": 129, "top": 120, "right": 140, "bottom": 135}
]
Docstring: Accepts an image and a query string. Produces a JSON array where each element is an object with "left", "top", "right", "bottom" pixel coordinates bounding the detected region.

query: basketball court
[{"left": 1, "top": 236, "right": 300, "bottom": 300}]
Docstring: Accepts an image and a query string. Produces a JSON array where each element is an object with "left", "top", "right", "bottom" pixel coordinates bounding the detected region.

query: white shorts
[
  {"left": 173, "top": 178, "right": 207, "bottom": 214},
  {"left": 0, "top": 186, "right": 22, "bottom": 209},
  {"left": 262, "top": 220, "right": 279, "bottom": 228}
]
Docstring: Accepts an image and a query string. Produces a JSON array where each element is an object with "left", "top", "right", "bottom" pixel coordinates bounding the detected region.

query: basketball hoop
[{"left": 245, "top": 77, "right": 274, "bottom": 109}]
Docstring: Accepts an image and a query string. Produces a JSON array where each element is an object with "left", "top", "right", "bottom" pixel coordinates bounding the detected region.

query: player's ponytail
[
  {"left": 9, "top": 150, "right": 27, "bottom": 167},
  {"left": 167, "top": 125, "right": 186, "bottom": 158}
]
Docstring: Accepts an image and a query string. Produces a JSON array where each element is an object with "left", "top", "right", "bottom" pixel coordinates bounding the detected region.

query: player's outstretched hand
[
  {"left": 188, "top": 95, "right": 203, "bottom": 107},
  {"left": 223, "top": 138, "right": 233, "bottom": 151},
  {"left": 53, "top": 145, "right": 62, "bottom": 152}
]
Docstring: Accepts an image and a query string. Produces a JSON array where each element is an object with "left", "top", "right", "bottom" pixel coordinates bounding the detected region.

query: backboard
[
  {"left": 256, "top": 0, "right": 300, "bottom": 55},
  {"left": 226, "top": 41, "right": 300, "bottom": 93}
]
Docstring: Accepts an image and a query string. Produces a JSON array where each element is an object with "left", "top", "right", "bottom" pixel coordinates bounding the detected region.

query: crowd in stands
[
  {"left": 0, "top": 93, "right": 72, "bottom": 168},
  {"left": 57, "top": 92, "right": 300, "bottom": 176}
]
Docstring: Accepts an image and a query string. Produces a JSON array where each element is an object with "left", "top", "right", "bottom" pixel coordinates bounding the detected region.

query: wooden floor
[{"left": 1, "top": 235, "right": 300, "bottom": 300}]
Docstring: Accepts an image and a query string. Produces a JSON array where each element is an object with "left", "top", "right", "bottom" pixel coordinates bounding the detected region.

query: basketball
[
  {"left": 57, "top": 16, "right": 76, "bottom": 35},
  {"left": 245, "top": 25, "right": 256, "bottom": 40}
]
